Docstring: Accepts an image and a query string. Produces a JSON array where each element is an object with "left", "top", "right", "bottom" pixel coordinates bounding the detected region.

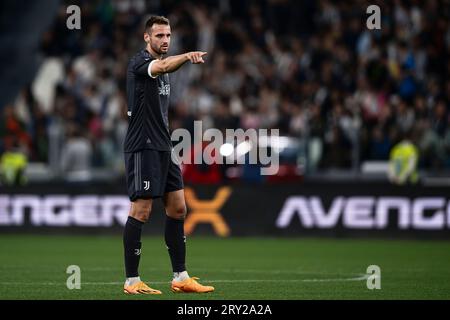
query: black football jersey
[{"left": 124, "top": 49, "right": 171, "bottom": 152}]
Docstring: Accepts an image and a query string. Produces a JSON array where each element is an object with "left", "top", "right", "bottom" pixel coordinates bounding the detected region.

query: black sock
[
  {"left": 123, "top": 216, "right": 144, "bottom": 278},
  {"left": 165, "top": 216, "right": 186, "bottom": 272}
]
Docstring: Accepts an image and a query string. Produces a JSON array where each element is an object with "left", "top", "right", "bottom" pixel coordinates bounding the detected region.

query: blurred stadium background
[{"left": 0, "top": 0, "right": 449, "bottom": 299}]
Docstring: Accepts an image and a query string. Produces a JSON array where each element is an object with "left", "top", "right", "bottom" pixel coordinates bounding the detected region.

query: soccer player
[{"left": 122, "top": 16, "right": 213, "bottom": 294}]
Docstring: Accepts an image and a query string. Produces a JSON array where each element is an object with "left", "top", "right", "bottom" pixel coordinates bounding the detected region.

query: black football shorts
[{"left": 124, "top": 149, "right": 184, "bottom": 201}]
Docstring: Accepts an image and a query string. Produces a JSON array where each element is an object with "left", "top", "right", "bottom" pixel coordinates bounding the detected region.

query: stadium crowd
[{"left": 0, "top": 0, "right": 449, "bottom": 182}]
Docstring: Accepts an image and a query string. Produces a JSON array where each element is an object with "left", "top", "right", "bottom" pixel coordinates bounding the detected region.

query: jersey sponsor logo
[
  {"left": 158, "top": 83, "right": 170, "bottom": 96},
  {"left": 276, "top": 196, "right": 450, "bottom": 230},
  {"left": 144, "top": 181, "right": 150, "bottom": 191}
]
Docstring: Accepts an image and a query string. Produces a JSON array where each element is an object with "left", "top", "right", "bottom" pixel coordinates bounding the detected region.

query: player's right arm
[{"left": 149, "top": 52, "right": 207, "bottom": 77}]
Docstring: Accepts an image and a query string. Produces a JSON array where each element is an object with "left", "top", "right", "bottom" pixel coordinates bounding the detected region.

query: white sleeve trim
[{"left": 148, "top": 59, "right": 158, "bottom": 78}]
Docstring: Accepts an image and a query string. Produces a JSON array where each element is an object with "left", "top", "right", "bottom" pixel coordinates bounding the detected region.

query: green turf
[{"left": 0, "top": 234, "right": 449, "bottom": 299}]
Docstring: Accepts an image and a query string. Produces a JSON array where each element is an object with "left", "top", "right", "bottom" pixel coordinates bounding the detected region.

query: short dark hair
[{"left": 145, "top": 16, "right": 170, "bottom": 33}]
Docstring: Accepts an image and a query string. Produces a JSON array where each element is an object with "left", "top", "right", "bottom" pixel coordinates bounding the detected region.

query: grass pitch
[{"left": 0, "top": 235, "right": 449, "bottom": 300}]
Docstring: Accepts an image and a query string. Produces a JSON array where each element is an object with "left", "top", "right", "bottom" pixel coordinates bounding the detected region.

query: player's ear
[{"left": 144, "top": 32, "right": 150, "bottom": 43}]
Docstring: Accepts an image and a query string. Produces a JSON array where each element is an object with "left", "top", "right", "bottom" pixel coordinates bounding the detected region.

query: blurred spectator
[
  {"left": 0, "top": 105, "right": 32, "bottom": 156},
  {"left": 182, "top": 141, "right": 223, "bottom": 184},
  {"left": 60, "top": 123, "right": 93, "bottom": 181},
  {"left": 0, "top": 139, "right": 28, "bottom": 186},
  {"left": 388, "top": 132, "right": 419, "bottom": 185}
]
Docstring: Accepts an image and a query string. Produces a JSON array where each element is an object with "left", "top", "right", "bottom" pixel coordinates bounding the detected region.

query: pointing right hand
[{"left": 187, "top": 51, "right": 207, "bottom": 64}]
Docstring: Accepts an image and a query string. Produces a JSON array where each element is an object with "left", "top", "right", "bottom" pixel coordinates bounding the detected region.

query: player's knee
[
  {"left": 167, "top": 204, "right": 187, "bottom": 220},
  {"left": 130, "top": 202, "right": 152, "bottom": 222},
  {"left": 132, "top": 210, "right": 150, "bottom": 222}
]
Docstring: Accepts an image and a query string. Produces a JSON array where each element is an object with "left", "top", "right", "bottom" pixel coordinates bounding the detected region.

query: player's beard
[
  {"left": 150, "top": 42, "right": 168, "bottom": 56},
  {"left": 159, "top": 45, "right": 169, "bottom": 54}
]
